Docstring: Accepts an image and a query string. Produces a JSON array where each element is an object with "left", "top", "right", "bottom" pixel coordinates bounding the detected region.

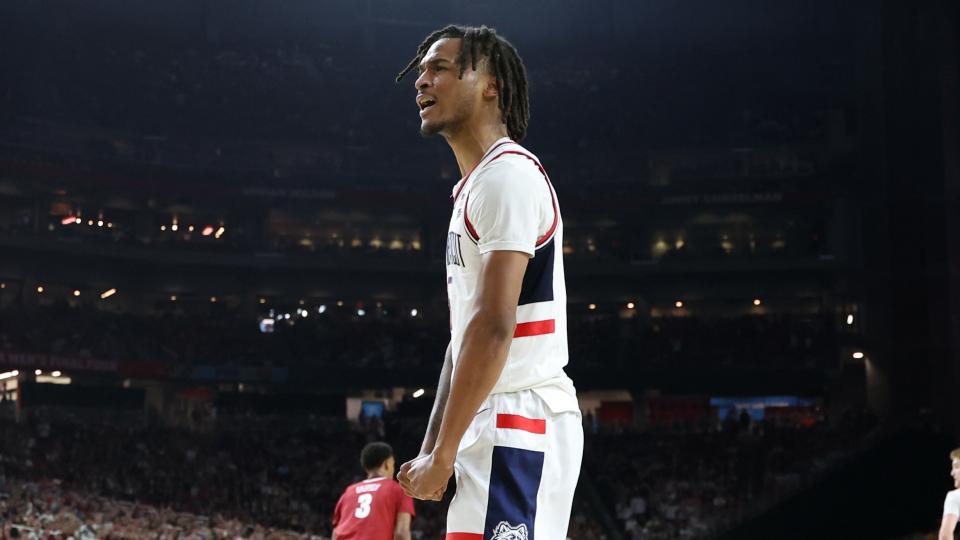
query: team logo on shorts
[{"left": 491, "top": 521, "right": 528, "bottom": 540}]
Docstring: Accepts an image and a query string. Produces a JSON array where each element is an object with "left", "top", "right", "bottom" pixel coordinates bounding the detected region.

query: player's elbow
[
  {"left": 394, "top": 513, "right": 413, "bottom": 540},
  {"left": 941, "top": 514, "right": 959, "bottom": 540},
  {"left": 487, "top": 317, "right": 517, "bottom": 344},
  {"left": 393, "top": 522, "right": 412, "bottom": 540},
  {"left": 470, "top": 309, "right": 516, "bottom": 344}
]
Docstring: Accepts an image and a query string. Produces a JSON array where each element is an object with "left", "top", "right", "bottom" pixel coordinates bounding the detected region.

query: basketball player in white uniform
[
  {"left": 394, "top": 25, "right": 583, "bottom": 540},
  {"left": 939, "top": 448, "right": 960, "bottom": 539}
]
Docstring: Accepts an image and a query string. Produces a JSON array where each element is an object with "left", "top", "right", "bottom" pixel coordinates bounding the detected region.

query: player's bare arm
[
  {"left": 398, "top": 342, "right": 452, "bottom": 501},
  {"left": 939, "top": 513, "right": 957, "bottom": 540},
  {"left": 397, "top": 250, "right": 527, "bottom": 499},
  {"left": 418, "top": 342, "right": 453, "bottom": 456},
  {"left": 432, "top": 250, "right": 529, "bottom": 463},
  {"left": 393, "top": 512, "right": 413, "bottom": 540}
]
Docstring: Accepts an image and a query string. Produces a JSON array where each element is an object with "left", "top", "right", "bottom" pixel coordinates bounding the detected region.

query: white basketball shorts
[{"left": 445, "top": 388, "right": 584, "bottom": 540}]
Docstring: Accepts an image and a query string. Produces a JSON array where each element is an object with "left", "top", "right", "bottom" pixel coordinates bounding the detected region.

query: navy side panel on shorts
[{"left": 483, "top": 446, "right": 544, "bottom": 540}]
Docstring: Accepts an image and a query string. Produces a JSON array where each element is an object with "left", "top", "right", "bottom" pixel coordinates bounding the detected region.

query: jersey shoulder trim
[
  {"left": 462, "top": 148, "right": 559, "bottom": 247},
  {"left": 452, "top": 139, "right": 515, "bottom": 201}
]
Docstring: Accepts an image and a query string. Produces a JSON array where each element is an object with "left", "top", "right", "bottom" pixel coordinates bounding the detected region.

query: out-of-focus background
[{"left": 0, "top": 0, "right": 958, "bottom": 538}]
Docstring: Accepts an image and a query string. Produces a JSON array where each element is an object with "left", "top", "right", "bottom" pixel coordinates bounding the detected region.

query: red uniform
[{"left": 332, "top": 476, "right": 415, "bottom": 540}]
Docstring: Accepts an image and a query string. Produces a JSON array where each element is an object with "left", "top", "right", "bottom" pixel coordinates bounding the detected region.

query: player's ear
[{"left": 482, "top": 76, "right": 499, "bottom": 100}]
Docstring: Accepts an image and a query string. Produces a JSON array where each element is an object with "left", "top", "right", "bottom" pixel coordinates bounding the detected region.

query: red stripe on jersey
[
  {"left": 445, "top": 534, "right": 484, "bottom": 540},
  {"left": 463, "top": 192, "right": 481, "bottom": 242},
  {"left": 513, "top": 319, "right": 555, "bottom": 338},
  {"left": 452, "top": 140, "right": 515, "bottom": 202},
  {"left": 496, "top": 413, "right": 547, "bottom": 434}
]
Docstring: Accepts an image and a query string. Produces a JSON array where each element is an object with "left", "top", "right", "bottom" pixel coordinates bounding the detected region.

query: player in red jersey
[{"left": 332, "top": 442, "right": 415, "bottom": 540}]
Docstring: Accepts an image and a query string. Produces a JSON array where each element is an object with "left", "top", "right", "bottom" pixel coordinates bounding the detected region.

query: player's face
[
  {"left": 414, "top": 38, "right": 483, "bottom": 138},
  {"left": 951, "top": 459, "right": 960, "bottom": 488}
]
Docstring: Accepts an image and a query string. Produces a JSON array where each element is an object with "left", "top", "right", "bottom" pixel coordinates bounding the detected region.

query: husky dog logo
[{"left": 491, "top": 521, "right": 528, "bottom": 540}]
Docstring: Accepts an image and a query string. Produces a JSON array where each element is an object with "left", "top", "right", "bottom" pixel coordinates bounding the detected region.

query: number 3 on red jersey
[{"left": 354, "top": 493, "right": 373, "bottom": 519}]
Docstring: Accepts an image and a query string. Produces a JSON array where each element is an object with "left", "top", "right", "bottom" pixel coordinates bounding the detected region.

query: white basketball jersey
[{"left": 445, "top": 138, "right": 578, "bottom": 413}]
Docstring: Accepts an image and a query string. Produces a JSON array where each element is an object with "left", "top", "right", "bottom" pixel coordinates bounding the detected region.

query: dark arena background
[{"left": 0, "top": 0, "right": 958, "bottom": 538}]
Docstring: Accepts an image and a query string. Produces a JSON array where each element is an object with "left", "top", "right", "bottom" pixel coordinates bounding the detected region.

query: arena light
[
  {"left": 336, "top": 300, "right": 344, "bottom": 307},
  {"left": 87, "top": 219, "right": 94, "bottom": 226},
  {"left": 410, "top": 308, "right": 418, "bottom": 317},
  {"left": 259, "top": 318, "right": 275, "bottom": 333},
  {"left": 210, "top": 296, "right": 217, "bottom": 303},
  {"left": 357, "top": 308, "right": 366, "bottom": 317},
  {"left": 36, "top": 286, "right": 44, "bottom": 294},
  {"left": 51, "top": 371, "right": 61, "bottom": 377},
  {"left": 413, "top": 388, "right": 425, "bottom": 399},
  {"left": 170, "top": 294, "right": 177, "bottom": 302},
  {"left": 626, "top": 302, "right": 635, "bottom": 309},
  {"left": 215, "top": 226, "right": 226, "bottom": 239},
  {"left": 675, "top": 300, "right": 683, "bottom": 308},
  {"left": 34, "top": 369, "right": 41, "bottom": 376},
  {"left": 97, "top": 220, "right": 104, "bottom": 227},
  {"left": 0, "top": 370, "right": 18, "bottom": 381},
  {"left": 852, "top": 351, "right": 865, "bottom": 359},
  {"left": 161, "top": 225, "right": 167, "bottom": 231},
  {"left": 73, "top": 289, "right": 80, "bottom": 297},
  {"left": 753, "top": 298, "right": 762, "bottom": 306},
  {"left": 100, "top": 288, "right": 117, "bottom": 300},
  {"left": 299, "top": 299, "right": 305, "bottom": 306},
  {"left": 171, "top": 223, "right": 179, "bottom": 232},
  {"left": 107, "top": 222, "right": 114, "bottom": 228},
  {"left": 202, "top": 225, "right": 214, "bottom": 236},
  {"left": 317, "top": 305, "right": 327, "bottom": 314},
  {"left": 37, "top": 374, "right": 71, "bottom": 385},
  {"left": 61, "top": 216, "right": 78, "bottom": 225},
  {"left": 259, "top": 297, "right": 266, "bottom": 304},
  {"left": 188, "top": 225, "right": 195, "bottom": 232},
  {"left": 846, "top": 314, "right": 854, "bottom": 325},
  {"left": 588, "top": 303, "right": 596, "bottom": 311}
]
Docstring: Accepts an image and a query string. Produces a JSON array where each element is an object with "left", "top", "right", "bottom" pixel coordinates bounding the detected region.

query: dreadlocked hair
[{"left": 396, "top": 25, "right": 530, "bottom": 142}]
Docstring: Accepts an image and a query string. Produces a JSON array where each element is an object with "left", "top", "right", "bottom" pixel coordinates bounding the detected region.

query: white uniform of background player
[
  {"left": 443, "top": 136, "right": 583, "bottom": 540},
  {"left": 939, "top": 454, "right": 960, "bottom": 540},
  {"left": 944, "top": 490, "right": 960, "bottom": 518}
]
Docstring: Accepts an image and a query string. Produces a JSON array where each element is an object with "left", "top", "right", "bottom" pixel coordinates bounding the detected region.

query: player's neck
[
  {"left": 366, "top": 471, "right": 385, "bottom": 480},
  {"left": 445, "top": 123, "right": 510, "bottom": 178}
]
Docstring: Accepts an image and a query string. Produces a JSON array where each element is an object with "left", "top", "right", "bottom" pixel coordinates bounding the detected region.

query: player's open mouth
[{"left": 417, "top": 95, "right": 437, "bottom": 113}]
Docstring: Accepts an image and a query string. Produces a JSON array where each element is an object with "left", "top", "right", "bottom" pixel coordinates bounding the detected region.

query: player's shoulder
[
  {"left": 342, "top": 477, "right": 385, "bottom": 494},
  {"left": 377, "top": 478, "right": 412, "bottom": 499},
  {"left": 490, "top": 141, "right": 542, "bottom": 162},
  {"left": 483, "top": 142, "right": 544, "bottom": 173},
  {"left": 474, "top": 143, "right": 548, "bottom": 193},
  {"left": 947, "top": 488, "right": 960, "bottom": 501},
  {"left": 381, "top": 477, "right": 406, "bottom": 493},
  {"left": 338, "top": 479, "right": 361, "bottom": 496}
]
